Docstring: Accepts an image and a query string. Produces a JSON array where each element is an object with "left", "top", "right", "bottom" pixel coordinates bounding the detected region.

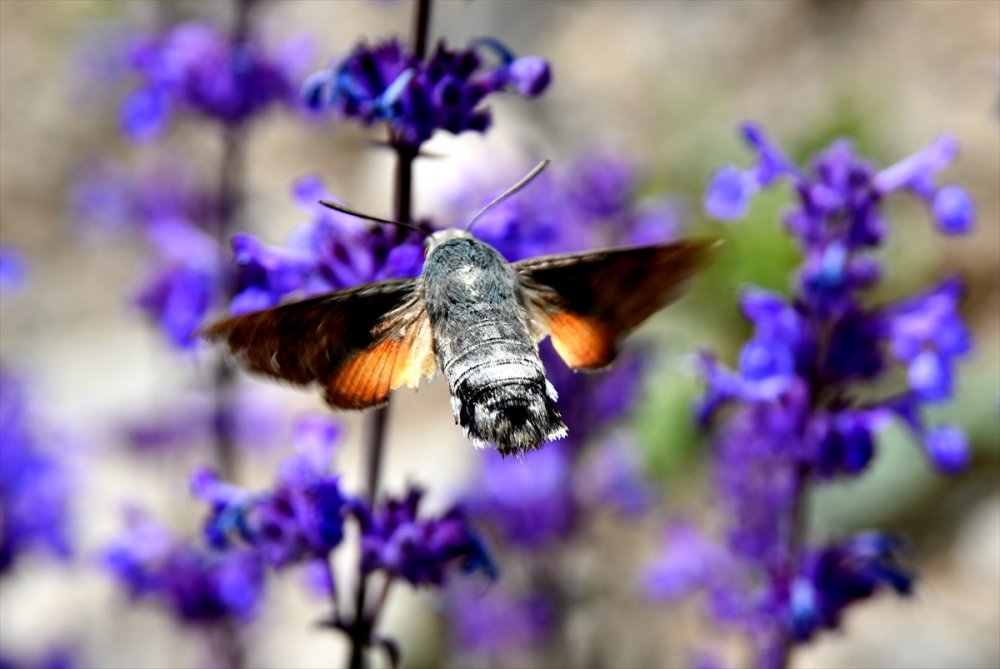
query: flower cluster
[
  {"left": 0, "top": 648, "right": 76, "bottom": 669},
  {"left": 449, "top": 153, "right": 683, "bottom": 262},
  {"left": 228, "top": 175, "right": 426, "bottom": 314},
  {"left": 189, "top": 415, "right": 493, "bottom": 595},
  {"left": 101, "top": 508, "right": 265, "bottom": 625},
  {"left": 357, "top": 487, "right": 496, "bottom": 587},
  {"left": 70, "top": 158, "right": 223, "bottom": 348},
  {"left": 101, "top": 510, "right": 264, "bottom": 625},
  {"left": 0, "top": 367, "right": 73, "bottom": 574},
  {"left": 304, "top": 37, "right": 550, "bottom": 148},
  {"left": 646, "top": 123, "right": 974, "bottom": 666},
  {"left": 121, "top": 21, "right": 309, "bottom": 140},
  {"left": 192, "top": 415, "right": 349, "bottom": 572},
  {"left": 0, "top": 245, "right": 28, "bottom": 294},
  {"left": 445, "top": 582, "right": 553, "bottom": 656}
]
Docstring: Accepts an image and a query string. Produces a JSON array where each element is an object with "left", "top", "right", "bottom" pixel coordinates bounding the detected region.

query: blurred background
[{"left": 0, "top": 1, "right": 997, "bottom": 668}]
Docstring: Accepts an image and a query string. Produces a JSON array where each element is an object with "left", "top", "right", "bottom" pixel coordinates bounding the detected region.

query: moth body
[
  {"left": 205, "top": 223, "right": 714, "bottom": 457},
  {"left": 422, "top": 236, "right": 566, "bottom": 455}
]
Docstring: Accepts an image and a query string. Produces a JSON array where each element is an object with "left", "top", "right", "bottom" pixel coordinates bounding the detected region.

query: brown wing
[
  {"left": 203, "top": 278, "right": 436, "bottom": 410},
  {"left": 516, "top": 239, "right": 716, "bottom": 370}
]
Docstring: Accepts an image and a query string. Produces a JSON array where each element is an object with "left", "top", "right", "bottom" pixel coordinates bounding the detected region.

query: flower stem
[
  {"left": 347, "top": 2, "right": 432, "bottom": 667},
  {"left": 211, "top": 0, "right": 255, "bottom": 483},
  {"left": 769, "top": 463, "right": 809, "bottom": 669}
]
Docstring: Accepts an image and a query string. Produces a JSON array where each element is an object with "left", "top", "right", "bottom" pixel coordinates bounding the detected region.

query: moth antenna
[
  {"left": 465, "top": 159, "right": 550, "bottom": 232},
  {"left": 319, "top": 200, "right": 430, "bottom": 237}
]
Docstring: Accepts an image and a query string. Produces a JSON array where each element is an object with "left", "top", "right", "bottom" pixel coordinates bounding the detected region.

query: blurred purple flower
[
  {"left": 790, "top": 533, "right": 913, "bottom": 641},
  {"left": 121, "top": 22, "right": 308, "bottom": 140},
  {"left": 357, "top": 486, "right": 496, "bottom": 587},
  {"left": 229, "top": 174, "right": 425, "bottom": 312},
  {"left": 193, "top": 415, "right": 348, "bottom": 568},
  {"left": 643, "top": 522, "right": 732, "bottom": 601},
  {"left": 121, "top": 386, "right": 286, "bottom": 454},
  {"left": 446, "top": 582, "right": 553, "bottom": 655},
  {"left": 68, "top": 157, "right": 229, "bottom": 348},
  {"left": 0, "top": 369, "right": 72, "bottom": 574},
  {"left": 0, "top": 246, "right": 28, "bottom": 294},
  {"left": 304, "top": 37, "right": 550, "bottom": 149},
  {"left": 465, "top": 446, "right": 575, "bottom": 548},
  {"left": 69, "top": 158, "right": 212, "bottom": 238},
  {"left": 453, "top": 154, "right": 682, "bottom": 262},
  {"left": 133, "top": 262, "right": 216, "bottom": 348},
  {"left": 101, "top": 508, "right": 264, "bottom": 624},
  {"left": 0, "top": 648, "right": 76, "bottom": 669}
]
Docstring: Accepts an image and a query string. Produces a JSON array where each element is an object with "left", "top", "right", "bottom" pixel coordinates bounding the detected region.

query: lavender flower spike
[{"left": 652, "top": 123, "right": 975, "bottom": 666}]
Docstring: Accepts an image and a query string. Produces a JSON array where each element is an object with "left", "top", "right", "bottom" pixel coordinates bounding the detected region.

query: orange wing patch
[
  {"left": 323, "top": 316, "right": 437, "bottom": 410},
  {"left": 547, "top": 312, "right": 617, "bottom": 370},
  {"left": 325, "top": 337, "right": 410, "bottom": 409}
]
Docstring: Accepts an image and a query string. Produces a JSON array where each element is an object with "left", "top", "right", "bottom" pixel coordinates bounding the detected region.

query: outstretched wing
[
  {"left": 203, "top": 278, "right": 436, "bottom": 409},
  {"left": 516, "top": 239, "right": 716, "bottom": 370}
]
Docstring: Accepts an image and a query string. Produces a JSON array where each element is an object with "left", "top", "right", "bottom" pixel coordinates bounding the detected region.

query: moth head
[{"left": 424, "top": 228, "right": 474, "bottom": 256}]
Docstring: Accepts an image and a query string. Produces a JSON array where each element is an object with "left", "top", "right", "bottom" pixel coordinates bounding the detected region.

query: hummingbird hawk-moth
[{"left": 205, "top": 162, "right": 714, "bottom": 456}]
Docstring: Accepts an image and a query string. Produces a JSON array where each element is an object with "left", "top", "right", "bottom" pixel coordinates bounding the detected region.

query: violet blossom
[
  {"left": 121, "top": 21, "right": 309, "bottom": 140},
  {"left": 101, "top": 508, "right": 265, "bottom": 625},
  {"left": 645, "top": 123, "right": 974, "bottom": 667},
  {"left": 0, "top": 368, "right": 73, "bottom": 574},
  {"left": 229, "top": 175, "right": 426, "bottom": 314},
  {"left": 192, "top": 415, "right": 349, "bottom": 571},
  {"left": 303, "top": 37, "right": 550, "bottom": 149},
  {"left": 356, "top": 487, "right": 496, "bottom": 587}
]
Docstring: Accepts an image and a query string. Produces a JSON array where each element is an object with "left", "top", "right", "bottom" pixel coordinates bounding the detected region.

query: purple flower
[
  {"left": 101, "top": 508, "right": 264, "bottom": 624},
  {"left": 643, "top": 523, "right": 731, "bottom": 601},
  {"left": 880, "top": 276, "right": 972, "bottom": 370},
  {"left": 133, "top": 263, "right": 216, "bottom": 348},
  {"left": 446, "top": 582, "right": 553, "bottom": 654},
  {"left": 305, "top": 38, "right": 550, "bottom": 148},
  {"left": 0, "top": 369, "right": 72, "bottom": 573},
  {"left": 790, "top": 533, "right": 913, "bottom": 641},
  {"left": 69, "top": 158, "right": 212, "bottom": 238},
  {"left": 0, "top": 648, "right": 76, "bottom": 669},
  {"left": 931, "top": 184, "right": 975, "bottom": 234},
  {"left": 573, "top": 434, "right": 655, "bottom": 516},
  {"left": 121, "top": 22, "right": 308, "bottom": 139},
  {"left": 664, "top": 124, "right": 974, "bottom": 664},
  {"left": 229, "top": 233, "right": 315, "bottom": 314},
  {"left": 705, "top": 166, "right": 751, "bottom": 220},
  {"left": 357, "top": 487, "right": 495, "bottom": 587},
  {"left": 924, "top": 426, "right": 970, "bottom": 474},
  {"left": 68, "top": 158, "right": 228, "bottom": 348},
  {"left": 465, "top": 446, "right": 575, "bottom": 547},
  {"left": 0, "top": 246, "right": 28, "bottom": 294},
  {"left": 450, "top": 154, "right": 682, "bottom": 262},
  {"left": 229, "top": 175, "right": 425, "bottom": 312},
  {"left": 193, "top": 415, "right": 348, "bottom": 568},
  {"left": 540, "top": 341, "right": 648, "bottom": 449},
  {"left": 121, "top": 386, "right": 286, "bottom": 453}
]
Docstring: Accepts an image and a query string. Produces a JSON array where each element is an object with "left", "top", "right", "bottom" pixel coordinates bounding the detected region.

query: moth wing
[
  {"left": 515, "top": 239, "right": 716, "bottom": 370},
  {"left": 203, "top": 278, "right": 437, "bottom": 410}
]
